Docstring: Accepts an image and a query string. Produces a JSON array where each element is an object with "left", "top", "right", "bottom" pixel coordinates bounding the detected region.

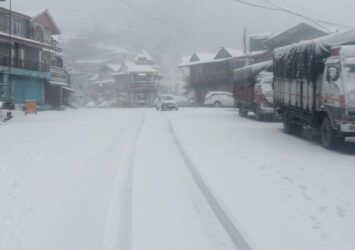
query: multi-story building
[
  {"left": 0, "top": 7, "right": 71, "bottom": 109},
  {"left": 179, "top": 48, "right": 248, "bottom": 105},
  {"left": 113, "top": 50, "right": 161, "bottom": 107}
]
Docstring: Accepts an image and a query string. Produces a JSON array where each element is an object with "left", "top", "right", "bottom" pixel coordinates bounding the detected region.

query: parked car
[
  {"left": 204, "top": 91, "right": 234, "bottom": 107},
  {"left": 173, "top": 95, "right": 195, "bottom": 107},
  {"left": 154, "top": 95, "right": 179, "bottom": 111}
]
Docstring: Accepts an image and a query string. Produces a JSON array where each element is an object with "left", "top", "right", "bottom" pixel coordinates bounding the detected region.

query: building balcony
[
  {"left": 130, "top": 81, "right": 156, "bottom": 92},
  {"left": 0, "top": 55, "right": 50, "bottom": 72},
  {"left": 50, "top": 66, "right": 70, "bottom": 85}
]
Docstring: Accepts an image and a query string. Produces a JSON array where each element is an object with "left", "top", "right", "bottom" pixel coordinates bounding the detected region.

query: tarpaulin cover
[{"left": 273, "top": 29, "right": 355, "bottom": 83}]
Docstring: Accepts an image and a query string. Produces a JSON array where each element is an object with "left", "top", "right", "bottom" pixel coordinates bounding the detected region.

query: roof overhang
[{"left": 31, "top": 9, "right": 61, "bottom": 35}]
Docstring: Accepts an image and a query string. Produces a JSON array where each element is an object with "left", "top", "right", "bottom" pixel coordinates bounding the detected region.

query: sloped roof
[
  {"left": 30, "top": 9, "right": 61, "bottom": 35},
  {"left": 191, "top": 52, "right": 215, "bottom": 62},
  {"left": 134, "top": 50, "right": 154, "bottom": 62},
  {"left": 117, "top": 61, "right": 159, "bottom": 73},
  {"left": 223, "top": 48, "right": 245, "bottom": 57},
  {"left": 264, "top": 23, "right": 327, "bottom": 50},
  {"left": 215, "top": 47, "right": 245, "bottom": 59},
  {"left": 234, "top": 60, "right": 273, "bottom": 81},
  {"left": 106, "top": 64, "right": 122, "bottom": 71},
  {"left": 181, "top": 56, "right": 191, "bottom": 65}
]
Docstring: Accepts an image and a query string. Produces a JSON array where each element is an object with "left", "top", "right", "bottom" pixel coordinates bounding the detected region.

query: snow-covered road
[{"left": 1, "top": 108, "right": 355, "bottom": 250}]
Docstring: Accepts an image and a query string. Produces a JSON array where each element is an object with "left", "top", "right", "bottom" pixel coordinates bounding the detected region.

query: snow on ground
[
  {"left": 0, "top": 108, "right": 355, "bottom": 250},
  {"left": 167, "top": 108, "right": 355, "bottom": 250}
]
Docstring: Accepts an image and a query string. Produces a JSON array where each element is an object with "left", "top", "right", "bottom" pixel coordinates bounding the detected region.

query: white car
[
  {"left": 204, "top": 91, "right": 234, "bottom": 107},
  {"left": 154, "top": 95, "right": 179, "bottom": 111}
]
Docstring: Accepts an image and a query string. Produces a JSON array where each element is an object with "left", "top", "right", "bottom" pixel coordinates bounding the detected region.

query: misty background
[{"left": 1, "top": 0, "right": 355, "bottom": 87}]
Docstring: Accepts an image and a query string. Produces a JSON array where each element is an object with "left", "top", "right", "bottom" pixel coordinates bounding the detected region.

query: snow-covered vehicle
[
  {"left": 204, "top": 91, "right": 234, "bottom": 107},
  {"left": 173, "top": 95, "right": 195, "bottom": 107},
  {"left": 234, "top": 61, "right": 274, "bottom": 121},
  {"left": 273, "top": 29, "right": 355, "bottom": 148},
  {"left": 154, "top": 95, "right": 179, "bottom": 111}
]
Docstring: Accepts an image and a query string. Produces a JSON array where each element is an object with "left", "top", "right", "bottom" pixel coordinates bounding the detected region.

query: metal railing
[{"left": 0, "top": 55, "right": 49, "bottom": 72}]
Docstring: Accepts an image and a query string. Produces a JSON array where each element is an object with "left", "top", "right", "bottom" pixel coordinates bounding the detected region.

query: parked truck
[
  {"left": 273, "top": 29, "right": 355, "bottom": 148},
  {"left": 234, "top": 61, "right": 274, "bottom": 121}
]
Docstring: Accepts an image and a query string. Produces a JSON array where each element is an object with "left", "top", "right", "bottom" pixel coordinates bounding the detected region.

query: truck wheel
[
  {"left": 320, "top": 116, "right": 336, "bottom": 149},
  {"left": 283, "top": 111, "right": 293, "bottom": 134},
  {"left": 239, "top": 106, "right": 247, "bottom": 117}
]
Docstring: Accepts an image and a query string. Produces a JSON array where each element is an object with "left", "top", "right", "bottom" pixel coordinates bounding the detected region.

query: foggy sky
[{"left": 1, "top": 0, "right": 355, "bottom": 52}]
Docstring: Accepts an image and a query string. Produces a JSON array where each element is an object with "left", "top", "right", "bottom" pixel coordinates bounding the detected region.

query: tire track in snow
[
  {"left": 100, "top": 115, "right": 146, "bottom": 250},
  {"left": 166, "top": 117, "right": 255, "bottom": 250}
]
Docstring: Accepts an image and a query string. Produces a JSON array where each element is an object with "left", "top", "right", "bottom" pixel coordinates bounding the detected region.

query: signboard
[{"left": 25, "top": 100, "right": 37, "bottom": 115}]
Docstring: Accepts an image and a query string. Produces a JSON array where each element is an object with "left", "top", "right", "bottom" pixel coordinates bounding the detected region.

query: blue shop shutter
[{"left": 15, "top": 77, "right": 44, "bottom": 104}]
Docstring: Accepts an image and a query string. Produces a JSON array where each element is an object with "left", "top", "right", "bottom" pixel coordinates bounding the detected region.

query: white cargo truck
[{"left": 273, "top": 30, "right": 355, "bottom": 148}]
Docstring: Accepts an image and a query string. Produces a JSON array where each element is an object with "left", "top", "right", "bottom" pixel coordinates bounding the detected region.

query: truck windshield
[
  {"left": 344, "top": 64, "right": 355, "bottom": 105},
  {"left": 261, "top": 80, "right": 273, "bottom": 94}
]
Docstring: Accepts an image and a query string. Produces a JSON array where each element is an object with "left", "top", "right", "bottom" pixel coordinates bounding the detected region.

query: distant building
[
  {"left": 0, "top": 8, "right": 71, "bottom": 109},
  {"left": 233, "top": 23, "right": 328, "bottom": 96},
  {"left": 88, "top": 63, "right": 120, "bottom": 105},
  {"left": 179, "top": 48, "right": 248, "bottom": 105},
  {"left": 113, "top": 50, "right": 161, "bottom": 107},
  {"left": 263, "top": 23, "right": 327, "bottom": 50}
]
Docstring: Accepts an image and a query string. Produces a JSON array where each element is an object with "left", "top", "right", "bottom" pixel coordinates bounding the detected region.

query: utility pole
[{"left": 243, "top": 28, "right": 248, "bottom": 55}]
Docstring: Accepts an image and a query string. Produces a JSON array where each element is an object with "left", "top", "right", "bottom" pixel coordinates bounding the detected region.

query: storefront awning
[
  {"left": 62, "top": 86, "right": 75, "bottom": 92},
  {"left": 49, "top": 81, "right": 68, "bottom": 87}
]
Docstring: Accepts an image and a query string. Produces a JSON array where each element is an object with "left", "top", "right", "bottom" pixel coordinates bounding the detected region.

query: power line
[
  {"left": 233, "top": 0, "right": 279, "bottom": 10},
  {"left": 233, "top": 0, "right": 353, "bottom": 31},
  {"left": 118, "top": 0, "right": 221, "bottom": 46},
  {"left": 260, "top": 0, "right": 352, "bottom": 29},
  {"left": 260, "top": 0, "right": 330, "bottom": 31}
]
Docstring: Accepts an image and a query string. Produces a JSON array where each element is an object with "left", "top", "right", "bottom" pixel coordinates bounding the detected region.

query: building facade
[
  {"left": 179, "top": 48, "right": 248, "bottom": 105},
  {"left": 0, "top": 8, "right": 70, "bottom": 109},
  {"left": 113, "top": 50, "right": 161, "bottom": 107}
]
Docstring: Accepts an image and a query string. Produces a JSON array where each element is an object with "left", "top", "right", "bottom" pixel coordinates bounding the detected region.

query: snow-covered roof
[
  {"left": 134, "top": 50, "right": 154, "bottom": 63},
  {"left": 21, "top": 9, "right": 47, "bottom": 18},
  {"left": 223, "top": 48, "right": 245, "bottom": 58},
  {"left": 117, "top": 61, "right": 159, "bottom": 74},
  {"left": 249, "top": 33, "right": 274, "bottom": 40},
  {"left": 181, "top": 56, "right": 191, "bottom": 65},
  {"left": 274, "top": 28, "right": 355, "bottom": 58},
  {"left": 192, "top": 52, "right": 215, "bottom": 62},
  {"left": 265, "top": 23, "right": 327, "bottom": 50},
  {"left": 234, "top": 60, "right": 273, "bottom": 81},
  {"left": 249, "top": 50, "right": 268, "bottom": 56},
  {"left": 25, "top": 9, "right": 61, "bottom": 35},
  {"left": 106, "top": 64, "right": 121, "bottom": 72}
]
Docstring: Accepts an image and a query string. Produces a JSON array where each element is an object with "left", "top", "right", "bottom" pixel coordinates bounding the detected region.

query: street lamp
[{"left": 0, "top": 0, "right": 12, "bottom": 109}]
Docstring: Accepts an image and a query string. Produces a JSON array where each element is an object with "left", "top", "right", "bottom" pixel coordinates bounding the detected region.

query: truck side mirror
[{"left": 327, "top": 66, "right": 340, "bottom": 82}]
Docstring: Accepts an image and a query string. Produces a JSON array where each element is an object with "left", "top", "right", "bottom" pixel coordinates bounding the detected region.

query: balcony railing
[
  {"left": 0, "top": 55, "right": 49, "bottom": 72},
  {"left": 50, "top": 66, "right": 70, "bottom": 84}
]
